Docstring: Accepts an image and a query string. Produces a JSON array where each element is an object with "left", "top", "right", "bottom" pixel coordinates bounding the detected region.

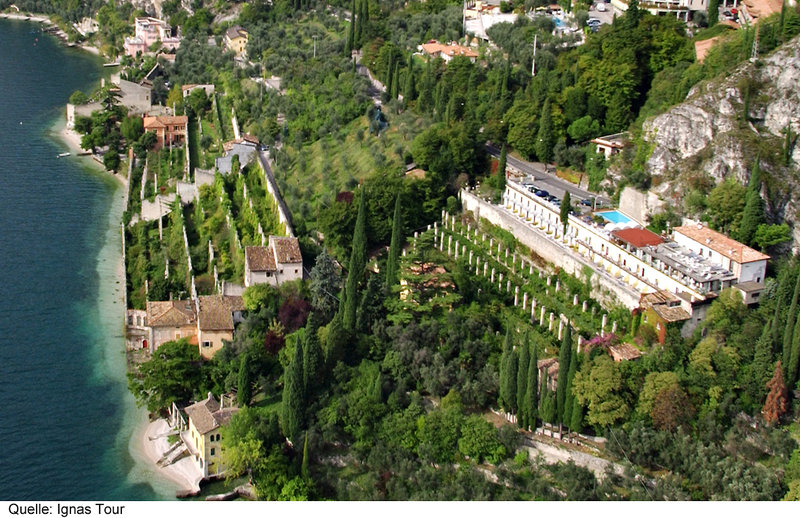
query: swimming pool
[{"left": 597, "top": 210, "right": 633, "bottom": 224}]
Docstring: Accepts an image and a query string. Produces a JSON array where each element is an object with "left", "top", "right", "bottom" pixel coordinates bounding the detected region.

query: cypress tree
[
  {"left": 738, "top": 159, "right": 765, "bottom": 246},
  {"left": 391, "top": 62, "right": 400, "bottom": 100},
  {"left": 524, "top": 340, "right": 539, "bottom": 429},
  {"left": 556, "top": 324, "right": 572, "bottom": 423},
  {"left": 346, "top": 0, "right": 355, "bottom": 55},
  {"left": 403, "top": 53, "right": 416, "bottom": 106},
  {"left": 237, "top": 352, "right": 252, "bottom": 407},
  {"left": 301, "top": 432, "right": 310, "bottom": 479},
  {"left": 569, "top": 397, "right": 583, "bottom": 434},
  {"left": 707, "top": 0, "right": 719, "bottom": 27},
  {"left": 499, "top": 330, "right": 517, "bottom": 412},
  {"left": 788, "top": 315, "right": 800, "bottom": 390},
  {"left": 419, "top": 58, "right": 434, "bottom": 114},
  {"left": 343, "top": 188, "right": 367, "bottom": 332},
  {"left": 516, "top": 338, "right": 530, "bottom": 428},
  {"left": 325, "top": 313, "right": 347, "bottom": 368},
  {"left": 536, "top": 98, "right": 554, "bottom": 163},
  {"left": 281, "top": 340, "right": 305, "bottom": 439},
  {"left": 497, "top": 143, "right": 507, "bottom": 195},
  {"left": 385, "top": 193, "right": 403, "bottom": 289},
  {"left": 783, "top": 272, "right": 800, "bottom": 369},
  {"left": 303, "top": 313, "right": 324, "bottom": 393},
  {"left": 563, "top": 346, "right": 578, "bottom": 428},
  {"left": 386, "top": 52, "right": 394, "bottom": 89},
  {"left": 752, "top": 320, "right": 776, "bottom": 402},
  {"left": 560, "top": 191, "right": 571, "bottom": 236},
  {"left": 354, "top": 0, "right": 363, "bottom": 48},
  {"left": 539, "top": 382, "right": 556, "bottom": 434}
]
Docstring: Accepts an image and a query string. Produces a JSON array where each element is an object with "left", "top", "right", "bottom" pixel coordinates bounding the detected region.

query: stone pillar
[
  {"left": 612, "top": 321, "right": 618, "bottom": 334},
  {"left": 482, "top": 233, "right": 486, "bottom": 242},
  {"left": 573, "top": 294, "right": 579, "bottom": 306},
  {"left": 514, "top": 286, "right": 519, "bottom": 306},
  {"left": 484, "top": 263, "right": 488, "bottom": 277},
  {"left": 498, "top": 272, "right": 503, "bottom": 285},
  {"left": 555, "top": 280, "right": 560, "bottom": 292},
  {"left": 491, "top": 268, "right": 495, "bottom": 283},
  {"left": 490, "top": 237, "right": 493, "bottom": 250},
  {"left": 529, "top": 264, "right": 534, "bottom": 275},
  {"left": 414, "top": 231, "right": 418, "bottom": 240},
  {"left": 475, "top": 265, "right": 480, "bottom": 276},
  {"left": 506, "top": 280, "right": 511, "bottom": 293},
  {"left": 602, "top": 314, "right": 607, "bottom": 335},
  {"left": 546, "top": 276, "right": 551, "bottom": 286},
  {"left": 462, "top": 244, "right": 466, "bottom": 256},
  {"left": 577, "top": 336, "right": 583, "bottom": 352},
  {"left": 540, "top": 307, "right": 546, "bottom": 326},
  {"left": 558, "top": 319, "right": 564, "bottom": 340},
  {"left": 454, "top": 245, "right": 459, "bottom": 260},
  {"left": 582, "top": 300, "right": 588, "bottom": 312},
  {"left": 549, "top": 312, "right": 555, "bottom": 332},
  {"left": 469, "top": 250, "right": 474, "bottom": 265}
]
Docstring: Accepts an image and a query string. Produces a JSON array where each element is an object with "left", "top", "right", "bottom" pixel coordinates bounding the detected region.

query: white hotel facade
[{"left": 502, "top": 177, "right": 768, "bottom": 309}]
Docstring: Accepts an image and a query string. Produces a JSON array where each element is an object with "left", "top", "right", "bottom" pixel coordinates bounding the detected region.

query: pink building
[{"left": 124, "top": 17, "right": 181, "bottom": 57}]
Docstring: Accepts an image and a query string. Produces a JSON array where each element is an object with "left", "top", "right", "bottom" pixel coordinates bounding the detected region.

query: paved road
[{"left": 485, "top": 143, "right": 610, "bottom": 207}]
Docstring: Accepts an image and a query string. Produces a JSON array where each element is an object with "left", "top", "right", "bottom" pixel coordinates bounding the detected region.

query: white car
[{"left": 596, "top": 3, "right": 607, "bottom": 12}]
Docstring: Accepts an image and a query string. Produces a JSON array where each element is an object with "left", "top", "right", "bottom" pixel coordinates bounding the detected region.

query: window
[
  {"left": 216, "top": 434, "right": 221, "bottom": 441},
  {"left": 210, "top": 448, "right": 215, "bottom": 456},
  {"left": 202, "top": 341, "right": 212, "bottom": 348},
  {"left": 295, "top": 269, "right": 298, "bottom": 274}
]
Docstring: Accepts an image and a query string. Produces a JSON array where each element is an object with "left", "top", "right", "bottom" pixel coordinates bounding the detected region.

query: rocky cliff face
[{"left": 642, "top": 35, "right": 800, "bottom": 248}]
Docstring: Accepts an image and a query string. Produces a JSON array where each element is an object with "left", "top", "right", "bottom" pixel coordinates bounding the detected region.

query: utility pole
[{"left": 531, "top": 34, "right": 537, "bottom": 77}]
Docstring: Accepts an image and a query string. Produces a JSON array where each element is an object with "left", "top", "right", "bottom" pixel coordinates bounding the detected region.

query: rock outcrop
[{"left": 641, "top": 34, "right": 800, "bottom": 248}]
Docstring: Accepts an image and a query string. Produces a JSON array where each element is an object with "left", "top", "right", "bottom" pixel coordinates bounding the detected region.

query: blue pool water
[
  {"left": 598, "top": 210, "right": 633, "bottom": 224},
  {"left": 553, "top": 16, "right": 565, "bottom": 27}
]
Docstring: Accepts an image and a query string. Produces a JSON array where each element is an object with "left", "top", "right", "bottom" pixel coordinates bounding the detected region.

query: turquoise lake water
[{"left": 0, "top": 19, "right": 165, "bottom": 500}]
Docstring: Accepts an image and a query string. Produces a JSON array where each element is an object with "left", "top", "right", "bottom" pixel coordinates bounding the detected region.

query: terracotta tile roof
[
  {"left": 270, "top": 236, "right": 302, "bottom": 264},
  {"left": 197, "top": 295, "right": 238, "bottom": 331},
  {"left": 225, "top": 25, "right": 248, "bottom": 40},
  {"left": 146, "top": 300, "right": 196, "bottom": 327},
  {"left": 673, "top": 224, "right": 769, "bottom": 264},
  {"left": 245, "top": 246, "right": 276, "bottom": 272},
  {"left": 421, "top": 41, "right": 478, "bottom": 59},
  {"left": 609, "top": 343, "right": 643, "bottom": 361},
  {"left": 612, "top": 228, "right": 664, "bottom": 249},
  {"left": 652, "top": 304, "right": 691, "bottom": 322},
  {"left": 640, "top": 289, "right": 681, "bottom": 308},
  {"left": 143, "top": 115, "right": 188, "bottom": 130},
  {"left": 184, "top": 394, "right": 239, "bottom": 435}
]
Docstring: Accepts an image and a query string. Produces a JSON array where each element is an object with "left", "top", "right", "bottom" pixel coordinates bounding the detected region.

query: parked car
[
  {"left": 580, "top": 198, "right": 594, "bottom": 207},
  {"left": 596, "top": 3, "right": 607, "bottom": 12},
  {"left": 546, "top": 194, "right": 558, "bottom": 202},
  {"left": 535, "top": 189, "right": 549, "bottom": 198},
  {"left": 587, "top": 18, "right": 601, "bottom": 25}
]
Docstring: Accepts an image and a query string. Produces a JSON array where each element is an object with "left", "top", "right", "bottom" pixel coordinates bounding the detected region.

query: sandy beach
[{"left": 137, "top": 418, "right": 204, "bottom": 496}]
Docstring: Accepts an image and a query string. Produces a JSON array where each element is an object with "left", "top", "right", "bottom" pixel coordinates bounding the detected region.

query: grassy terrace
[{"left": 272, "top": 107, "right": 429, "bottom": 230}]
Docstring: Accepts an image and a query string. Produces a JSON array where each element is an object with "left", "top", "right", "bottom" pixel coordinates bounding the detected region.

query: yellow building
[
  {"left": 183, "top": 393, "right": 239, "bottom": 479},
  {"left": 196, "top": 295, "right": 245, "bottom": 360},
  {"left": 224, "top": 26, "right": 249, "bottom": 57}
]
